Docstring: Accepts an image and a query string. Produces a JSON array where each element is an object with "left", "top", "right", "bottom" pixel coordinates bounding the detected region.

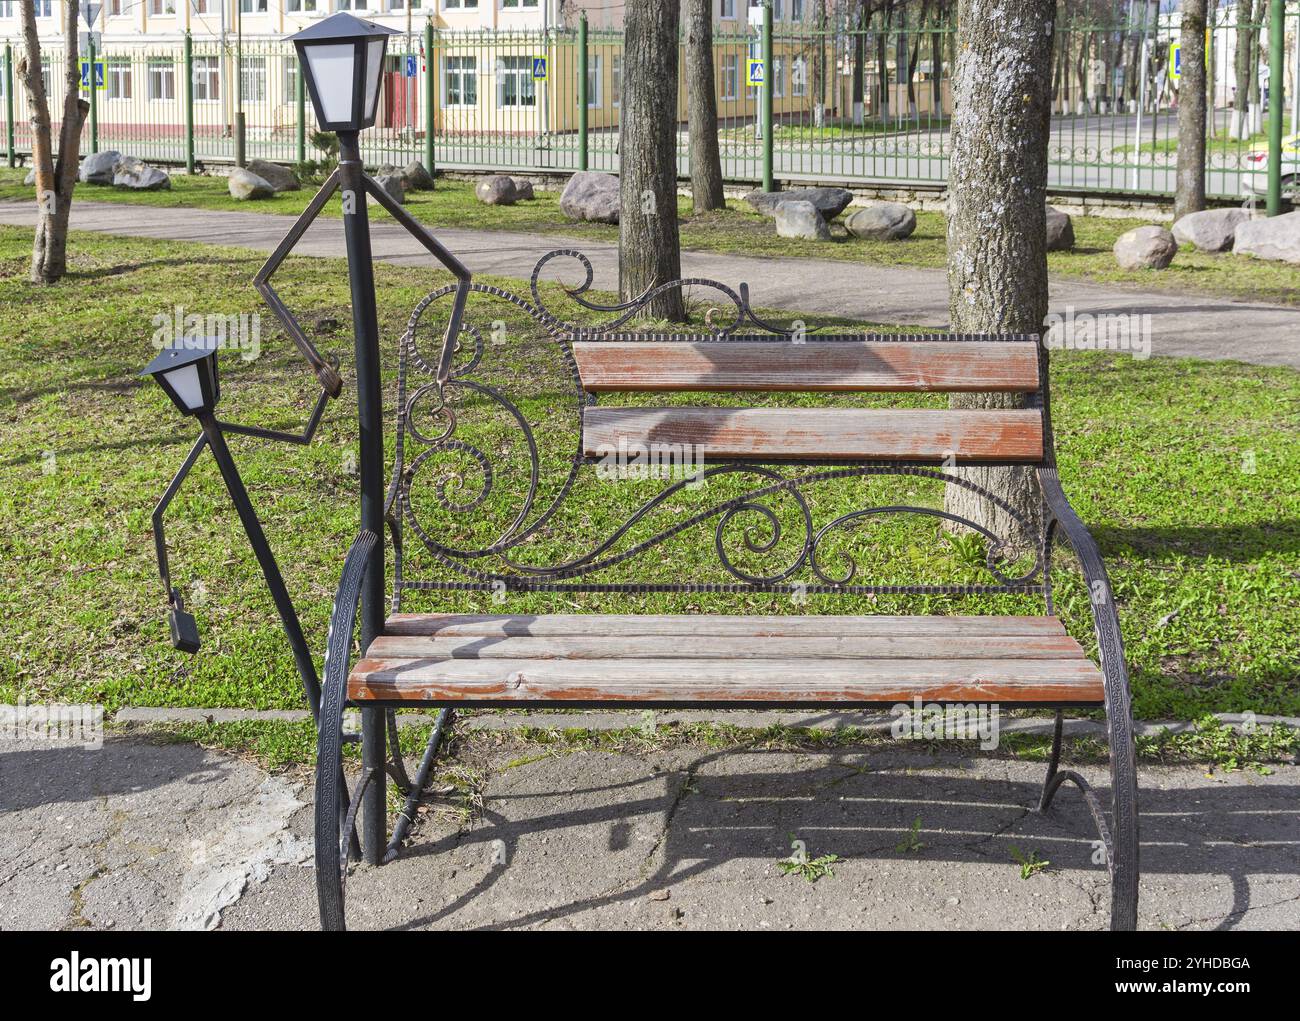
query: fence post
[
  {"left": 184, "top": 32, "right": 195, "bottom": 174},
  {"left": 88, "top": 37, "right": 98, "bottom": 154},
  {"left": 296, "top": 50, "right": 306, "bottom": 165},
  {"left": 424, "top": 20, "right": 435, "bottom": 174},
  {"left": 762, "top": 1, "right": 773, "bottom": 192},
  {"left": 578, "top": 13, "right": 589, "bottom": 171},
  {"left": 1267, "top": 0, "right": 1284, "bottom": 215},
  {"left": 5, "top": 42, "right": 14, "bottom": 169}
]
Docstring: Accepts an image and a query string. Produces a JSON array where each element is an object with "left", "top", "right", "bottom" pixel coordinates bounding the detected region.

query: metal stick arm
[
  {"left": 360, "top": 174, "right": 472, "bottom": 385},
  {"left": 254, "top": 170, "right": 345, "bottom": 398},
  {"left": 216, "top": 357, "right": 335, "bottom": 445},
  {"left": 151, "top": 433, "right": 209, "bottom": 606}
]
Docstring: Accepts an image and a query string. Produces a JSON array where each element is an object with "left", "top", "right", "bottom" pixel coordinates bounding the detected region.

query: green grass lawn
[
  {"left": 3, "top": 169, "right": 1296, "bottom": 306},
  {"left": 1, "top": 225, "right": 1297, "bottom": 731}
]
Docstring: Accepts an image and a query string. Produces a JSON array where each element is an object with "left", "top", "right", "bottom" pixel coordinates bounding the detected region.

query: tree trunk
[
  {"left": 945, "top": 0, "right": 1055, "bottom": 547},
  {"left": 1246, "top": 5, "right": 1263, "bottom": 134},
  {"left": 20, "top": 0, "right": 87, "bottom": 285},
  {"left": 851, "top": 3, "right": 867, "bottom": 124},
  {"left": 685, "top": 0, "right": 724, "bottom": 213},
  {"left": 1231, "top": 0, "right": 1255, "bottom": 139},
  {"left": 812, "top": 0, "right": 827, "bottom": 128},
  {"left": 619, "top": 0, "right": 685, "bottom": 322},
  {"left": 1174, "top": 0, "right": 1208, "bottom": 221}
]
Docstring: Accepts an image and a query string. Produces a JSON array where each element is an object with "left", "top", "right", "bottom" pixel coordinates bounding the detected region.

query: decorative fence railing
[{"left": 1, "top": 6, "right": 1295, "bottom": 200}]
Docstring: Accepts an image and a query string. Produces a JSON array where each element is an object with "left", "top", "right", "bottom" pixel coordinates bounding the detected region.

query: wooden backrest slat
[
  {"left": 583, "top": 407, "right": 1044, "bottom": 463},
  {"left": 572, "top": 339, "right": 1041, "bottom": 393}
]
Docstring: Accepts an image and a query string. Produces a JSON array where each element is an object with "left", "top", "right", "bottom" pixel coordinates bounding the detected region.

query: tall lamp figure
[{"left": 262, "top": 13, "right": 472, "bottom": 867}]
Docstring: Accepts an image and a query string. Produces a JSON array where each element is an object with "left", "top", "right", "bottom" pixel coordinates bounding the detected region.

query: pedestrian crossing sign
[
  {"left": 532, "top": 56, "right": 548, "bottom": 81},
  {"left": 746, "top": 58, "right": 765, "bottom": 87}
]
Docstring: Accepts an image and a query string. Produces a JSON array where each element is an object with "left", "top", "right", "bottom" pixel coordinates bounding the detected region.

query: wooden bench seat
[{"left": 350, "top": 614, "right": 1104, "bottom": 706}]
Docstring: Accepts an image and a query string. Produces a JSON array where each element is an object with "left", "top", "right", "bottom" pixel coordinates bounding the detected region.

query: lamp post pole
[{"left": 337, "top": 128, "right": 388, "bottom": 867}]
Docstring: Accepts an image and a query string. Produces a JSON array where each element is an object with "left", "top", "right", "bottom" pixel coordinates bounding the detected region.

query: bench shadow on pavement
[{"left": 386, "top": 743, "right": 1298, "bottom": 932}]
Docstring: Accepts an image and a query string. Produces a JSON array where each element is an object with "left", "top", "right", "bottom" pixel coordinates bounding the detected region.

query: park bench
[{"left": 314, "top": 251, "right": 1138, "bottom": 931}]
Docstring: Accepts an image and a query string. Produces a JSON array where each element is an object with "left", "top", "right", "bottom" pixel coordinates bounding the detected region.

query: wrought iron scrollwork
[{"left": 389, "top": 250, "right": 1047, "bottom": 601}]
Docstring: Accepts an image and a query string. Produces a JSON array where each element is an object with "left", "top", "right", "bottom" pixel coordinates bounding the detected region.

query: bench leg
[
  {"left": 1038, "top": 709, "right": 1139, "bottom": 931},
  {"left": 361, "top": 707, "right": 387, "bottom": 865},
  {"left": 383, "top": 708, "right": 453, "bottom": 864}
]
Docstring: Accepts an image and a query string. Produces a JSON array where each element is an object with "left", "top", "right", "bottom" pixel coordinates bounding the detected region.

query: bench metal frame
[{"left": 313, "top": 251, "right": 1138, "bottom": 932}]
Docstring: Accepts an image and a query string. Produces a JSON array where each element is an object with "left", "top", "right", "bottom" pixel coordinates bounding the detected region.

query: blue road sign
[
  {"left": 532, "top": 56, "right": 548, "bottom": 81},
  {"left": 79, "top": 60, "right": 104, "bottom": 90},
  {"left": 405, "top": 55, "right": 418, "bottom": 78}
]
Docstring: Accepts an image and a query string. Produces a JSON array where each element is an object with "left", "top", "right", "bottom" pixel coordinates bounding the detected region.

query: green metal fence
[{"left": 2, "top": 6, "right": 1295, "bottom": 203}]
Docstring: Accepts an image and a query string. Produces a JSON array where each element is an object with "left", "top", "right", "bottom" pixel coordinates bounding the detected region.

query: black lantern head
[
  {"left": 290, "top": 13, "right": 398, "bottom": 133},
  {"left": 141, "top": 337, "right": 221, "bottom": 417}
]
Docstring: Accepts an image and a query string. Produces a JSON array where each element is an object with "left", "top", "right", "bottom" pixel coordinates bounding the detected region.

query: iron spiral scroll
[{"left": 388, "top": 249, "right": 1046, "bottom": 602}]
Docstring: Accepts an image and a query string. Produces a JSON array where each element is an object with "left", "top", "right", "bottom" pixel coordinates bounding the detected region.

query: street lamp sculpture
[
  {"left": 142, "top": 337, "right": 333, "bottom": 716},
  {"left": 261, "top": 12, "right": 472, "bottom": 865}
]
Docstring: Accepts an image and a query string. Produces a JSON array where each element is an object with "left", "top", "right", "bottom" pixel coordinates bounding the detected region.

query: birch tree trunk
[
  {"left": 945, "top": 0, "right": 1055, "bottom": 546},
  {"left": 1174, "top": 0, "right": 1208, "bottom": 221},
  {"left": 20, "top": 0, "right": 88, "bottom": 284},
  {"left": 619, "top": 0, "right": 685, "bottom": 322},
  {"left": 685, "top": 0, "right": 725, "bottom": 213},
  {"left": 1231, "top": 0, "right": 1256, "bottom": 138}
]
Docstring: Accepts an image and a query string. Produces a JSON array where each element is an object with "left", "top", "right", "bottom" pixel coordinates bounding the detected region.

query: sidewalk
[
  {"left": 1, "top": 200, "right": 1296, "bottom": 370},
  {"left": 3, "top": 733, "right": 1297, "bottom": 930}
]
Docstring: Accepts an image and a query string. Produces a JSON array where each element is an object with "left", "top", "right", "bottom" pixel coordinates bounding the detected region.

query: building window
[
  {"left": 444, "top": 0, "right": 478, "bottom": 7},
  {"left": 285, "top": 0, "right": 318, "bottom": 11},
  {"left": 240, "top": 56, "right": 267, "bottom": 102},
  {"left": 0, "top": 1, "right": 14, "bottom": 17},
  {"left": 283, "top": 58, "right": 299, "bottom": 101},
  {"left": 773, "top": 57, "right": 784, "bottom": 98},
  {"left": 108, "top": 0, "right": 124, "bottom": 13},
  {"left": 500, "top": 0, "right": 539, "bottom": 8},
  {"left": 149, "top": 0, "right": 176, "bottom": 14},
  {"left": 721, "top": 55, "right": 737, "bottom": 100},
  {"left": 497, "top": 55, "right": 535, "bottom": 107},
  {"left": 107, "top": 59, "right": 132, "bottom": 100},
  {"left": 612, "top": 55, "right": 621, "bottom": 107},
  {"left": 240, "top": 0, "right": 268, "bottom": 11},
  {"left": 578, "top": 53, "right": 601, "bottom": 107},
  {"left": 791, "top": 55, "right": 806, "bottom": 97},
  {"left": 148, "top": 58, "right": 175, "bottom": 101},
  {"left": 389, "top": 0, "right": 421, "bottom": 9},
  {"left": 720, "top": 0, "right": 735, "bottom": 17},
  {"left": 194, "top": 55, "right": 220, "bottom": 101},
  {"left": 791, "top": 0, "right": 803, "bottom": 19},
  {"left": 443, "top": 55, "right": 476, "bottom": 106},
  {"left": 336, "top": 0, "right": 368, "bottom": 10},
  {"left": 33, "top": 0, "right": 52, "bottom": 14}
]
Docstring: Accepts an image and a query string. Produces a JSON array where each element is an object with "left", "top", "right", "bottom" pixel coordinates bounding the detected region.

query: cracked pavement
[{"left": 3, "top": 733, "right": 1297, "bottom": 930}]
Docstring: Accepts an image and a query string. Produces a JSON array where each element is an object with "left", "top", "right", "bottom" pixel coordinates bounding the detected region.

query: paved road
[
  {"left": 1, "top": 200, "right": 1296, "bottom": 368},
  {"left": 3, "top": 732, "right": 1297, "bottom": 930}
]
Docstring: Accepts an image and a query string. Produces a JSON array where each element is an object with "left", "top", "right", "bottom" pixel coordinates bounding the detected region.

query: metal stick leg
[{"left": 383, "top": 709, "right": 452, "bottom": 864}]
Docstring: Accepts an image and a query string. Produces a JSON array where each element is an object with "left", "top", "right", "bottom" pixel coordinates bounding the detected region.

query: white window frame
[
  {"left": 773, "top": 56, "right": 784, "bottom": 98},
  {"left": 285, "top": 0, "right": 318, "bottom": 11},
  {"left": 148, "top": 0, "right": 176, "bottom": 14},
  {"left": 147, "top": 58, "right": 176, "bottom": 101},
  {"left": 443, "top": 0, "right": 479, "bottom": 8},
  {"left": 106, "top": 59, "right": 132, "bottom": 101},
  {"left": 240, "top": 55, "right": 267, "bottom": 103},
  {"left": 611, "top": 55, "right": 622, "bottom": 108},
  {"left": 442, "top": 54, "right": 477, "bottom": 106},
  {"left": 791, "top": 55, "right": 806, "bottom": 97},
  {"left": 500, "top": 0, "right": 539, "bottom": 8},
  {"left": 581, "top": 53, "right": 601, "bottom": 108},
  {"left": 496, "top": 55, "right": 535, "bottom": 107},
  {"left": 719, "top": 0, "right": 736, "bottom": 18},
  {"left": 193, "top": 55, "right": 220, "bottom": 102},
  {"left": 721, "top": 54, "right": 738, "bottom": 101}
]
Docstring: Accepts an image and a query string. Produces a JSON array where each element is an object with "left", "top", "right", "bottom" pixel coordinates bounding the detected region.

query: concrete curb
[{"left": 111, "top": 706, "right": 1300, "bottom": 739}]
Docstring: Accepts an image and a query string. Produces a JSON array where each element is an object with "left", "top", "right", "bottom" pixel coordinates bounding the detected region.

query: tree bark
[
  {"left": 1174, "top": 0, "right": 1208, "bottom": 221},
  {"left": 619, "top": 0, "right": 685, "bottom": 322},
  {"left": 812, "top": 0, "right": 827, "bottom": 127},
  {"left": 20, "top": 0, "right": 87, "bottom": 285},
  {"left": 945, "top": 0, "right": 1055, "bottom": 547},
  {"left": 685, "top": 0, "right": 724, "bottom": 213},
  {"left": 1231, "top": 0, "right": 1255, "bottom": 138}
]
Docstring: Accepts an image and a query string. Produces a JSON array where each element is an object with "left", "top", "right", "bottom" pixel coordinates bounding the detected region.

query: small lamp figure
[{"left": 142, "top": 338, "right": 330, "bottom": 716}]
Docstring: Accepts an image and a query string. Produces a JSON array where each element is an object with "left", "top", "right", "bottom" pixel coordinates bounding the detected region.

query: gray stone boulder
[
  {"left": 560, "top": 171, "right": 620, "bottom": 224},
  {"left": 227, "top": 167, "right": 275, "bottom": 201},
  {"left": 79, "top": 150, "right": 122, "bottom": 185},
  {"left": 401, "top": 160, "right": 435, "bottom": 192},
  {"left": 845, "top": 202, "right": 916, "bottom": 241},
  {"left": 1113, "top": 225, "right": 1177, "bottom": 269},
  {"left": 475, "top": 174, "right": 517, "bottom": 205},
  {"left": 775, "top": 200, "right": 831, "bottom": 240},
  {"left": 511, "top": 177, "right": 535, "bottom": 201},
  {"left": 745, "top": 187, "right": 854, "bottom": 220},
  {"left": 372, "top": 173, "right": 406, "bottom": 204},
  {"left": 1232, "top": 210, "right": 1300, "bottom": 264},
  {"left": 1045, "top": 205, "right": 1075, "bottom": 251},
  {"left": 1172, "top": 208, "right": 1250, "bottom": 253},
  {"left": 112, "top": 156, "right": 170, "bottom": 191},
  {"left": 246, "top": 159, "right": 299, "bottom": 193}
]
